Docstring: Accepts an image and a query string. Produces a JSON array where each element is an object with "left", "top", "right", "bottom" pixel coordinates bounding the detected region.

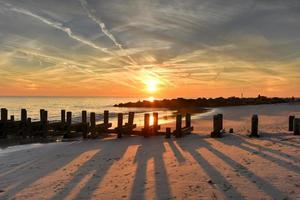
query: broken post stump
[
  {"left": 128, "top": 112, "right": 135, "bottom": 125},
  {"left": 117, "top": 113, "right": 123, "bottom": 138},
  {"left": 153, "top": 112, "right": 159, "bottom": 133},
  {"left": 175, "top": 113, "right": 182, "bottom": 138},
  {"left": 104, "top": 110, "right": 109, "bottom": 124},
  {"left": 165, "top": 127, "right": 171, "bottom": 139},
  {"left": 1, "top": 108, "right": 8, "bottom": 122},
  {"left": 211, "top": 114, "right": 223, "bottom": 138},
  {"left": 90, "top": 112, "right": 96, "bottom": 137},
  {"left": 293, "top": 118, "right": 300, "bottom": 135},
  {"left": 250, "top": 114, "right": 259, "bottom": 137},
  {"left": 21, "top": 109, "right": 27, "bottom": 123},
  {"left": 143, "top": 113, "right": 150, "bottom": 137},
  {"left": 82, "top": 110, "right": 88, "bottom": 138},
  {"left": 289, "top": 116, "right": 295, "bottom": 132},
  {"left": 61, "top": 110, "right": 66, "bottom": 124}
]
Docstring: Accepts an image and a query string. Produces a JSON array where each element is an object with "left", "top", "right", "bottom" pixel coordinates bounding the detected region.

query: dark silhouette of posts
[
  {"left": 250, "top": 114, "right": 259, "bottom": 137},
  {"left": 294, "top": 118, "right": 300, "bottom": 135},
  {"left": 61, "top": 110, "right": 66, "bottom": 124},
  {"left": 21, "top": 109, "right": 27, "bottom": 123},
  {"left": 289, "top": 116, "right": 295, "bottom": 131},
  {"left": 143, "top": 113, "right": 150, "bottom": 137},
  {"left": 175, "top": 113, "right": 182, "bottom": 138},
  {"left": 104, "top": 110, "right": 109, "bottom": 124},
  {"left": 165, "top": 127, "right": 171, "bottom": 138},
  {"left": 1, "top": 108, "right": 8, "bottom": 122},
  {"left": 211, "top": 114, "right": 223, "bottom": 137},
  {"left": 153, "top": 112, "right": 159, "bottom": 134},
  {"left": 128, "top": 112, "right": 134, "bottom": 125},
  {"left": 185, "top": 113, "right": 191, "bottom": 128},
  {"left": 41, "top": 110, "right": 48, "bottom": 137},
  {"left": 90, "top": 112, "right": 96, "bottom": 137},
  {"left": 117, "top": 113, "right": 123, "bottom": 138},
  {"left": 66, "top": 111, "right": 72, "bottom": 137},
  {"left": 26, "top": 118, "right": 32, "bottom": 137},
  {"left": 10, "top": 115, "right": 14, "bottom": 121},
  {"left": 82, "top": 110, "right": 88, "bottom": 138}
]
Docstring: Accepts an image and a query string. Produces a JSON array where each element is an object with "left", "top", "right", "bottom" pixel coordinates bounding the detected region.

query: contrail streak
[
  {"left": 79, "top": 0, "right": 137, "bottom": 65},
  {"left": 2, "top": 3, "right": 135, "bottom": 66}
]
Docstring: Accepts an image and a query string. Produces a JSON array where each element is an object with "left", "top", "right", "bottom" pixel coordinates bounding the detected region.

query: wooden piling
[
  {"left": 26, "top": 118, "right": 32, "bottom": 137},
  {"left": 90, "top": 112, "right": 96, "bottom": 137},
  {"left": 165, "top": 127, "right": 171, "bottom": 138},
  {"left": 250, "top": 114, "right": 259, "bottom": 137},
  {"left": 128, "top": 112, "right": 135, "bottom": 125},
  {"left": 61, "top": 110, "right": 66, "bottom": 124},
  {"left": 10, "top": 115, "right": 14, "bottom": 121},
  {"left": 1, "top": 108, "right": 8, "bottom": 122},
  {"left": 82, "top": 110, "right": 87, "bottom": 124},
  {"left": 289, "top": 116, "right": 295, "bottom": 132},
  {"left": 43, "top": 110, "right": 48, "bottom": 137},
  {"left": 185, "top": 113, "right": 191, "bottom": 128},
  {"left": 143, "top": 113, "right": 150, "bottom": 137},
  {"left": 153, "top": 112, "right": 158, "bottom": 133},
  {"left": 21, "top": 109, "right": 27, "bottom": 123},
  {"left": 117, "top": 113, "right": 123, "bottom": 138},
  {"left": 104, "top": 110, "right": 109, "bottom": 124},
  {"left": 293, "top": 118, "right": 300, "bottom": 135},
  {"left": 40, "top": 109, "right": 45, "bottom": 122},
  {"left": 82, "top": 110, "right": 88, "bottom": 138},
  {"left": 175, "top": 113, "right": 182, "bottom": 138}
]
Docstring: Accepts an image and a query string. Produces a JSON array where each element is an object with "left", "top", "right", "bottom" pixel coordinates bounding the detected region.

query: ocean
[{"left": 0, "top": 96, "right": 176, "bottom": 127}]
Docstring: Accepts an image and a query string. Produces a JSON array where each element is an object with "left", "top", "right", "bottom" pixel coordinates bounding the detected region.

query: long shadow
[
  {"left": 167, "top": 139, "right": 186, "bottom": 164},
  {"left": 0, "top": 143, "right": 93, "bottom": 199},
  {"left": 241, "top": 135, "right": 300, "bottom": 163},
  {"left": 221, "top": 135, "right": 300, "bottom": 174},
  {"left": 176, "top": 138, "right": 244, "bottom": 200},
  {"left": 130, "top": 138, "right": 172, "bottom": 200},
  {"left": 179, "top": 135, "right": 290, "bottom": 199},
  {"left": 51, "top": 137, "right": 136, "bottom": 200}
]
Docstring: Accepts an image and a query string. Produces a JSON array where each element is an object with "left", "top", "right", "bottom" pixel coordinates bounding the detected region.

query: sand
[{"left": 0, "top": 104, "right": 300, "bottom": 200}]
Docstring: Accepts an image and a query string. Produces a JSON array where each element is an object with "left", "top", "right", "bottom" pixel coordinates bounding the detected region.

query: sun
[{"left": 146, "top": 80, "right": 158, "bottom": 93}]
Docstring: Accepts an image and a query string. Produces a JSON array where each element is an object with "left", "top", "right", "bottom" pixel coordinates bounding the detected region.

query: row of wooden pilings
[
  {"left": 211, "top": 113, "right": 300, "bottom": 137},
  {"left": 1, "top": 107, "right": 299, "bottom": 140},
  {"left": 0, "top": 108, "right": 193, "bottom": 139}
]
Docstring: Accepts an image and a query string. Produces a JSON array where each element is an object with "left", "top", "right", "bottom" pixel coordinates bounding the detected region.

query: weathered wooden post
[
  {"left": 165, "top": 127, "right": 171, "bottom": 139},
  {"left": 117, "top": 113, "right": 123, "bottom": 138},
  {"left": 82, "top": 110, "right": 88, "bottom": 138},
  {"left": 250, "top": 114, "right": 259, "bottom": 137},
  {"left": 143, "top": 113, "right": 150, "bottom": 137},
  {"left": 0, "top": 108, "right": 8, "bottom": 138},
  {"left": 289, "top": 116, "right": 295, "bottom": 132},
  {"left": 90, "top": 112, "right": 96, "bottom": 137},
  {"left": 42, "top": 110, "right": 48, "bottom": 137},
  {"left": 153, "top": 112, "right": 159, "bottom": 134},
  {"left": 175, "top": 113, "right": 182, "bottom": 138},
  {"left": 26, "top": 118, "right": 32, "bottom": 137},
  {"left": 21, "top": 109, "right": 27, "bottom": 123},
  {"left": 61, "top": 110, "right": 66, "bottom": 124},
  {"left": 185, "top": 113, "right": 191, "bottom": 128},
  {"left": 211, "top": 114, "right": 223, "bottom": 137},
  {"left": 293, "top": 118, "right": 300, "bottom": 135},
  {"left": 1, "top": 108, "right": 8, "bottom": 122},
  {"left": 104, "top": 110, "right": 109, "bottom": 124},
  {"left": 10, "top": 115, "right": 14, "bottom": 121},
  {"left": 128, "top": 112, "right": 135, "bottom": 125},
  {"left": 66, "top": 111, "right": 72, "bottom": 137},
  {"left": 40, "top": 109, "right": 45, "bottom": 122}
]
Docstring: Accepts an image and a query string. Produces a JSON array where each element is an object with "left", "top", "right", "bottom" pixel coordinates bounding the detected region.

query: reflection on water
[{"left": 0, "top": 97, "right": 177, "bottom": 127}]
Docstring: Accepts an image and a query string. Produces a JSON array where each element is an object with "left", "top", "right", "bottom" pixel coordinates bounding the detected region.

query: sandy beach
[{"left": 1, "top": 104, "right": 300, "bottom": 200}]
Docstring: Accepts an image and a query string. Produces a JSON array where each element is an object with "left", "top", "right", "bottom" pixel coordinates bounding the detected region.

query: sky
[{"left": 0, "top": 0, "right": 299, "bottom": 98}]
